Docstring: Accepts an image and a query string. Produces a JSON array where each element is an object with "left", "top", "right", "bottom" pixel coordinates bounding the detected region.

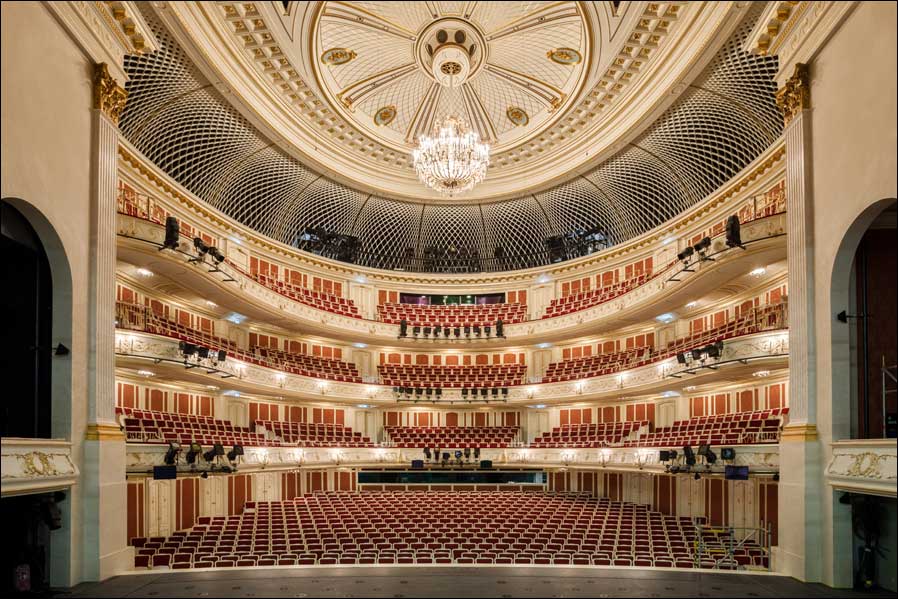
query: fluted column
[
  {"left": 81, "top": 63, "right": 132, "bottom": 581},
  {"left": 775, "top": 63, "right": 823, "bottom": 583}
]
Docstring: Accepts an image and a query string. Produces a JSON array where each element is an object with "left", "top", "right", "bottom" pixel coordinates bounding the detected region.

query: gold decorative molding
[
  {"left": 775, "top": 63, "right": 810, "bottom": 125},
  {"left": 780, "top": 423, "right": 818, "bottom": 442},
  {"left": 85, "top": 423, "right": 127, "bottom": 441},
  {"left": 93, "top": 63, "right": 129, "bottom": 125}
]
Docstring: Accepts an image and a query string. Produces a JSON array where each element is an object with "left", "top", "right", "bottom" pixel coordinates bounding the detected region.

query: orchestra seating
[
  {"left": 378, "top": 363, "right": 526, "bottom": 388},
  {"left": 542, "top": 273, "right": 652, "bottom": 318},
  {"left": 542, "top": 301, "right": 787, "bottom": 383},
  {"left": 116, "top": 301, "right": 237, "bottom": 351},
  {"left": 254, "top": 347, "right": 362, "bottom": 383},
  {"left": 117, "top": 407, "right": 280, "bottom": 447},
  {"left": 384, "top": 426, "right": 519, "bottom": 448},
  {"left": 625, "top": 409, "right": 788, "bottom": 447},
  {"left": 255, "top": 420, "right": 374, "bottom": 447},
  {"left": 130, "top": 491, "right": 768, "bottom": 570},
  {"left": 377, "top": 302, "right": 527, "bottom": 327},
  {"left": 250, "top": 272, "right": 361, "bottom": 319},
  {"left": 530, "top": 421, "right": 649, "bottom": 448}
]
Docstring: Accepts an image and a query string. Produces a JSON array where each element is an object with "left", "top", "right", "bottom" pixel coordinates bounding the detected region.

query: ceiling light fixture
[
  {"left": 136, "top": 267, "right": 153, "bottom": 277},
  {"left": 749, "top": 267, "right": 767, "bottom": 277},
  {"left": 412, "top": 116, "right": 489, "bottom": 196}
]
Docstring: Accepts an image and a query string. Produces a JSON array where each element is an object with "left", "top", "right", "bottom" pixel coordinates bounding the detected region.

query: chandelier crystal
[{"left": 412, "top": 116, "right": 490, "bottom": 196}]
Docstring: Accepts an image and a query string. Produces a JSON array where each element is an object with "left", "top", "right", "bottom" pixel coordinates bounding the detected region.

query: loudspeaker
[
  {"left": 411, "top": 459, "right": 424, "bottom": 469},
  {"left": 399, "top": 319, "right": 408, "bottom": 337},
  {"left": 479, "top": 460, "right": 493, "bottom": 469},
  {"left": 153, "top": 465, "right": 177, "bottom": 480},
  {"left": 217, "top": 349, "right": 227, "bottom": 362},
  {"left": 163, "top": 216, "right": 180, "bottom": 249},
  {"left": 197, "top": 346, "right": 210, "bottom": 359},
  {"left": 726, "top": 215, "right": 742, "bottom": 247}
]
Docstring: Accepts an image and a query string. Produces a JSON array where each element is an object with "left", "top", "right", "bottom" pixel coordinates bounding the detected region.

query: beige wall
[
  {"left": 808, "top": 0, "right": 897, "bottom": 588},
  {"left": 2, "top": 1, "right": 94, "bottom": 587}
]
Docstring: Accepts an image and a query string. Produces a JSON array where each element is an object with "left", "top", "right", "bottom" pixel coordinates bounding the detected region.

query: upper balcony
[{"left": 116, "top": 140, "right": 787, "bottom": 348}]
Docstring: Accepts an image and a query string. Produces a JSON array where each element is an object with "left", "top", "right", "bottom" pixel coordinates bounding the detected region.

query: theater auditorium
[{"left": 1, "top": 1, "right": 896, "bottom": 597}]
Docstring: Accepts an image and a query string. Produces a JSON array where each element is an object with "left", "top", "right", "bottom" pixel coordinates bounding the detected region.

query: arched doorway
[
  {"left": 830, "top": 198, "right": 898, "bottom": 441},
  {"left": 1, "top": 197, "right": 75, "bottom": 591},
  {"left": 1, "top": 200, "right": 53, "bottom": 438}
]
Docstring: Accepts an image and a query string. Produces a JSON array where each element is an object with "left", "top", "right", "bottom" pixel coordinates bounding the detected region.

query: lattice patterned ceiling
[{"left": 120, "top": 2, "right": 780, "bottom": 273}]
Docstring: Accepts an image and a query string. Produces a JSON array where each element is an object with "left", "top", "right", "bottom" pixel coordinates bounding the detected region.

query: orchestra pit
[{"left": 1, "top": 1, "right": 896, "bottom": 597}]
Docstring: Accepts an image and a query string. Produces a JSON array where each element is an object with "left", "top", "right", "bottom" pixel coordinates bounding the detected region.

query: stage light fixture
[
  {"left": 693, "top": 236, "right": 712, "bottom": 258},
  {"left": 185, "top": 442, "right": 202, "bottom": 465},
  {"left": 203, "top": 443, "right": 225, "bottom": 462},
  {"left": 720, "top": 447, "right": 736, "bottom": 461},
  {"left": 197, "top": 346, "right": 210, "bottom": 359},
  {"left": 208, "top": 246, "right": 225, "bottom": 264},
  {"left": 725, "top": 215, "right": 743, "bottom": 248},
  {"left": 683, "top": 445, "right": 696, "bottom": 466},
  {"left": 677, "top": 246, "right": 694, "bottom": 264},
  {"left": 473, "top": 447, "right": 480, "bottom": 460},
  {"left": 164, "top": 442, "right": 181, "bottom": 465},
  {"left": 179, "top": 341, "right": 198, "bottom": 358},
  {"left": 163, "top": 216, "right": 180, "bottom": 250},
  {"left": 676, "top": 352, "right": 687, "bottom": 365},
  {"left": 193, "top": 237, "right": 210, "bottom": 256},
  {"left": 424, "top": 447, "right": 431, "bottom": 460},
  {"left": 226, "top": 444, "right": 244, "bottom": 462}
]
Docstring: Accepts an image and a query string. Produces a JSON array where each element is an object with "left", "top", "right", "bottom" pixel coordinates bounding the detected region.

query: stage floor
[{"left": 59, "top": 566, "right": 891, "bottom": 598}]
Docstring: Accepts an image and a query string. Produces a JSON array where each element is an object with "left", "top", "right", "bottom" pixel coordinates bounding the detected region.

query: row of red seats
[
  {"left": 626, "top": 408, "right": 789, "bottom": 447},
  {"left": 542, "top": 272, "right": 653, "bottom": 318},
  {"left": 250, "top": 272, "right": 361, "bottom": 319},
  {"left": 117, "top": 406, "right": 281, "bottom": 447},
  {"left": 542, "top": 301, "right": 787, "bottom": 384},
  {"left": 378, "top": 363, "right": 526, "bottom": 389},
  {"left": 131, "top": 491, "right": 767, "bottom": 570},
  {"left": 254, "top": 346, "right": 362, "bottom": 383},
  {"left": 255, "top": 420, "right": 374, "bottom": 447},
  {"left": 543, "top": 347, "right": 652, "bottom": 383},
  {"left": 378, "top": 302, "right": 527, "bottom": 327},
  {"left": 384, "top": 426, "right": 519, "bottom": 448},
  {"left": 116, "top": 302, "right": 237, "bottom": 352},
  {"left": 531, "top": 421, "right": 648, "bottom": 448}
]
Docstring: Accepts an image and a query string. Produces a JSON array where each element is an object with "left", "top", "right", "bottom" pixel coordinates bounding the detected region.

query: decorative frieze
[
  {"left": 125, "top": 443, "right": 781, "bottom": 474},
  {"left": 1, "top": 439, "right": 80, "bottom": 497},
  {"left": 826, "top": 439, "right": 897, "bottom": 497}
]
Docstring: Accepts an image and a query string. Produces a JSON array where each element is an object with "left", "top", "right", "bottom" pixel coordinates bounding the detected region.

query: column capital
[
  {"left": 93, "top": 63, "right": 128, "bottom": 126},
  {"left": 776, "top": 63, "right": 811, "bottom": 126}
]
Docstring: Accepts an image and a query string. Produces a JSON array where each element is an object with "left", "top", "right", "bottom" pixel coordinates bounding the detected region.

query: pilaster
[
  {"left": 776, "top": 63, "right": 823, "bottom": 583},
  {"left": 81, "top": 63, "right": 131, "bottom": 581}
]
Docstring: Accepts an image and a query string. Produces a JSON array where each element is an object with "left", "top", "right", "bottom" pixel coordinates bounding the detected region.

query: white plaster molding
[
  {"left": 825, "top": 439, "right": 897, "bottom": 498},
  {"left": 114, "top": 330, "right": 789, "bottom": 405},
  {"left": 45, "top": 1, "right": 158, "bottom": 85},
  {"left": 126, "top": 443, "right": 780, "bottom": 475},
  {"left": 1, "top": 438, "right": 80, "bottom": 497}
]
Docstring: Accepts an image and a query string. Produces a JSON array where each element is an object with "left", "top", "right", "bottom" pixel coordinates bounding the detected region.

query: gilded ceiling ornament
[
  {"left": 775, "top": 63, "right": 810, "bottom": 125},
  {"left": 93, "top": 62, "right": 128, "bottom": 125},
  {"left": 321, "top": 47, "right": 357, "bottom": 66},
  {"left": 506, "top": 107, "right": 529, "bottom": 127},
  {"left": 374, "top": 105, "right": 397, "bottom": 127},
  {"left": 547, "top": 47, "right": 582, "bottom": 65}
]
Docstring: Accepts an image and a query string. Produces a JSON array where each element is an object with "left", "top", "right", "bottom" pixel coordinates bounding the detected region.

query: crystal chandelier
[{"left": 412, "top": 116, "right": 490, "bottom": 196}]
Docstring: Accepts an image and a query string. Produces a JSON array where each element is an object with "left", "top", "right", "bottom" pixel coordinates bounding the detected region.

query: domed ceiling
[
  {"left": 121, "top": 2, "right": 781, "bottom": 273},
  {"left": 310, "top": 2, "right": 590, "bottom": 156}
]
